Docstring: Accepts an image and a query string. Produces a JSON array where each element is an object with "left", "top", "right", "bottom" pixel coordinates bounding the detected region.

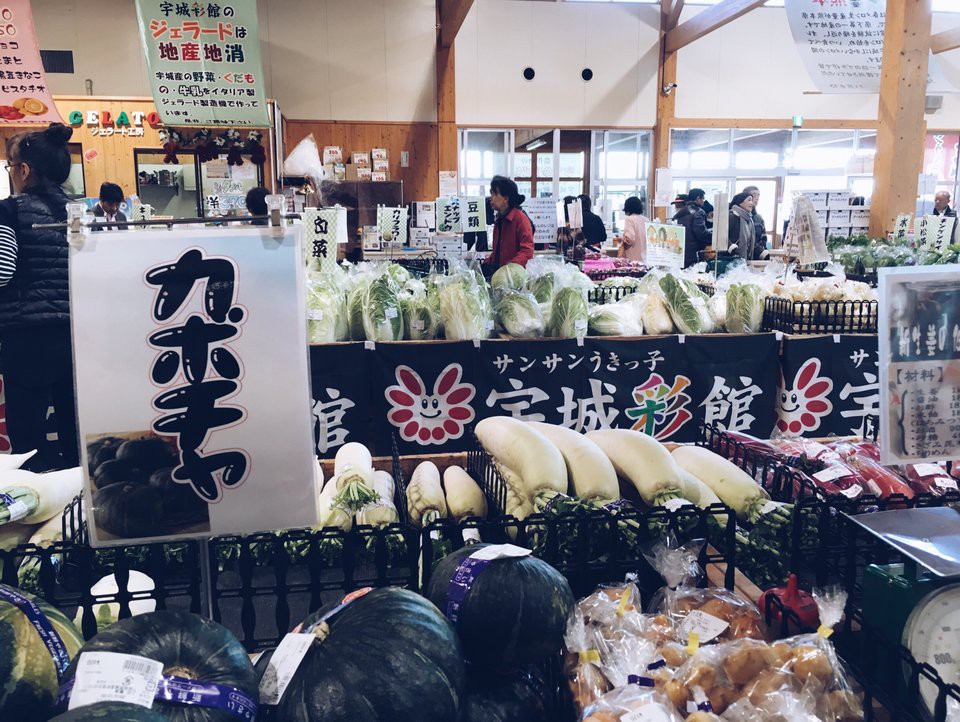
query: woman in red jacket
[{"left": 485, "top": 175, "right": 535, "bottom": 271}]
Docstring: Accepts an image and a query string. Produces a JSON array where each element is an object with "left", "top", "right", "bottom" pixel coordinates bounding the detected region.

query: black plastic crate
[
  {"left": 391, "top": 257, "right": 449, "bottom": 277},
  {"left": 586, "top": 284, "right": 639, "bottom": 305},
  {"left": 762, "top": 296, "right": 878, "bottom": 334}
]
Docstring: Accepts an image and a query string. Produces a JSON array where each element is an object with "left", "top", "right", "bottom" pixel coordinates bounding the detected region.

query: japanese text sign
[
  {"left": 523, "top": 197, "right": 560, "bottom": 247},
  {"left": 136, "top": 0, "right": 270, "bottom": 127},
  {"left": 0, "top": 0, "right": 62, "bottom": 123},
  {"left": 377, "top": 206, "right": 408, "bottom": 245},
  {"left": 893, "top": 213, "right": 913, "bottom": 243},
  {"left": 645, "top": 222, "right": 685, "bottom": 271},
  {"left": 70, "top": 227, "right": 317, "bottom": 545},
  {"left": 436, "top": 197, "right": 461, "bottom": 234},
  {"left": 922, "top": 214, "right": 955, "bottom": 253},
  {"left": 461, "top": 197, "right": 487, "bottom": 232},
  {"left": 879, "top": 266, "right": 960, "bottom": 464},
  {"left": 303, "top": 207, "right": 346, "bottom": 274}
]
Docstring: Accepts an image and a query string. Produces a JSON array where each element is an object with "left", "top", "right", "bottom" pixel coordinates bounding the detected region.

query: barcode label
[
  {"left": 123, "top": 659, "right": 159, "bottom": 676},
  {"left": 0, "top": 493, "right": 29, "bottom": 521},
  {"left": 68, "top": 652, "right": 163, "bottom": 710},
  {"left": 259, "top": 633, "right": 314, "bottom": 705}
]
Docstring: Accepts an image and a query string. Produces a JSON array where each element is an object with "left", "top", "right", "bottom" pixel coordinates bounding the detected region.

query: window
[
  {"left": 732, "top": 129, "right": 790, "bottom": 170},
  {"left": 671, "top": 129, "right": 730, "bottom": 171},
  {"left": 788, "top": 130, "right": 856, "bottom": 170},
  {"left": 592, "top": 130, "right": 651, "bottom": 227},
  {"left": 459, "top": 129, "right": 512, "bottom": 196}
]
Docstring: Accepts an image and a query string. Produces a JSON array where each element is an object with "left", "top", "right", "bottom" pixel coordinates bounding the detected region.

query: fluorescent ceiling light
[{"left": 526, "top": 139, "right": 547, "bottom": 150}]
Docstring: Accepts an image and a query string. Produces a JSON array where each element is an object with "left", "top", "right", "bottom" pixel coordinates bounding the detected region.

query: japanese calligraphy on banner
[
  {"left": 879, "top": 267, "right": 960, "bottom": 464},
  {"left": 922, "top": 214, "right": 956, "bottom": 252},
  {"left": 893, "top": 213, "right": 913, "bottom": 243},
  {"left": 135, "top": 0, "right": 270, "bottom": 127},
  {"left": 645, "top": 222, "right": 685, "bottom": 271},
  {"left": 303, "top": 207, "right": 346, "bottom": 274},
  {"left": 308, "top": 344, "right": 370, "bottom": 458},
  {"left": 0, "top": 0, "right": 61, "bottom": 123},
  {"left": 461, "top": 197, "right": 487, "bottom": 232},
  {"left": 70, "top": 227, "right": 316, "bottom": 545},
  {"left": 784, "top": 0, "right": 952, "bottom": 94},
  {"left": 436, "top": 197, "right": 461, "bottom": 233},
  {"left": 377, "top": 206, "right": 408, "bottom": 245}
]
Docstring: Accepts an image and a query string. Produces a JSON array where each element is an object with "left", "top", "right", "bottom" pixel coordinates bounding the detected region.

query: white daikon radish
[
  {"left": 0, "top": 466, "right": 83, "bottom": 525},
  {"left": 442, "top": 466, "right": 487, "bottom": 520},
  {"left": 585, "top": 430, "right": 685, "bottom": 505},
  {"left": 671, "top": 445, "right": 769, "bottom": 522},
  {"left": 317, "top": 473, "right": 352, "bottom": 531},
  {"left": 332, "top": 443, "right": 377, "bottom": 510},
  {"left": 0, "top": 449, "right": 37, "bottom": 471},
  {"left": 475, "top": 416, "right": 567, "bottom": 500},
  {"left": 73, "top": 570, "right": 156, "bottom": 633},
  {"left": 313, "top": 457, "right": 325, "bottom": 500},
  {"left": 679, "top": 469, "right": 722, "bottom": 509},
  {"left": 406, "top": 462, "right": 447, "bottom": 527},
  {"left": 528, "top": 422, "right": 619, "bottom": 501},
  {"left": 26, "top": 512, "right": 65, "bottom": 547},
  {"left": 357, "top": 470, "right": 399, "bottom": 527}
]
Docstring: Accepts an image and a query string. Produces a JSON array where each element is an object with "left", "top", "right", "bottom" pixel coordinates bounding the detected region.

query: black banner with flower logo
[{"left": 308, "top": 343, "right": 371, "bottom": 459}]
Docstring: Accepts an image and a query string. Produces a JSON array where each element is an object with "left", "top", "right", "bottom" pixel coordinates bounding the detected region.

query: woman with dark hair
[
  {"left": 556, "top": 194, "right": 576, "bottom": 257},
  {"left": 484, "top": 175, "right": 535, "bottom": 270},
  {"left": 728, "top": 191, "right": 756, "bottom": 261},
  {"left": 0, "top": 123, "right": 78, "bottom": 470},
  {"left": 616, "top": 195, "right": 648, "bottom": 263}
]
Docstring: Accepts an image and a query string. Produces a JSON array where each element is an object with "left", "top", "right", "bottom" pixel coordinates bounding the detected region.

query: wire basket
[{"left": 761, "top": 296, "right": 878, "bottom": 334}]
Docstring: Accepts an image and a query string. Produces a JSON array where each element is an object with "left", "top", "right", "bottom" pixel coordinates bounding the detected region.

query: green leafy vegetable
[
  {"left": 497, "top": 291, "right": 545, "bottom": 338},
  {"left": 725, "top": 283, "right": 765, "bottom": 334},
  {"left": 362, "top": 276, "right": 405, "bottom": 341},
  {"left": 548, "top": 287, "right": 589, "bottom": 338},
  {"left": 659, "top": 274, "right": 716, "bottom": 334}
]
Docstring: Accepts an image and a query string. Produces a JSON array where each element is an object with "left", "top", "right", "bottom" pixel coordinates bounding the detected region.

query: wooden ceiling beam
[
  {"left": 931, "top": 26, "right": 960, "bottom": 54},
  {"left": 665, "top": 0, "right": 766, "bottom": 54},
  {"left": 438, "top": 0, "right": 474, "bottom": 49},
  {"left": 666, "top": 0, "right": 685, "bottom": 32}
]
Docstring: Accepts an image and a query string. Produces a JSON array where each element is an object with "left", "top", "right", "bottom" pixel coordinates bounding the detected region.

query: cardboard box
[
  {"left": 802, "top": 191, "right": 829, "bottom": 205},
  {"left": 352, "top": 152, "right": 370, "bottom": 168},
  {"left": 850, "top": 209, "right": 870, "bottom": 223},
  {"left": 322, "top": 146, "right": 343, "bottom": 164},
  {"left": 828, "top": 195, "right": 852, "bottom": 209},
  {"left": 826, "top": 226, "right": 852, "bottom": 239},
  {"left": 357, "top": 168, "right": 372, "bottom": 181},
  {"left": 371, "top": 171, "right": 388, "bottom": 182},
  {"left": 828, "top": 210, "right": 852, "bottom": 225},
  {"left": 372, "top": 159, "right": 389, "bottom": 173},
  {"left": 850, "top": 216, "right": 870, "bottom": 229},
  {"left": 815, "top": 210, "right": 829, "bottom": 225},
  {"left": 371, "top": 148, "right": 388, "bottom": 161}
]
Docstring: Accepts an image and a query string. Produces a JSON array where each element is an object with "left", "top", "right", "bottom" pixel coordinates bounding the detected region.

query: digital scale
[{"left": 855, "top": 507, "right": 960, "bottom": 720}]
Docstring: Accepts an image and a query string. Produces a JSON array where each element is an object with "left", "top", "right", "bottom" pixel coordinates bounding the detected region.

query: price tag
[
  {"left": 574, "top": 319, "right": 588, "bottom": 333},
  {"left": 678, "top": 610, "right": 729, "bottom": 644},
  {"left": 486, "top": 319, "right": 495, "bottom": 331},
  {"left": 914, "top": 463, "right": 947, "bottom": 478},
  {"left": 307, "top": 310, "right": 324, "bottom": 321},
  {"left": 469, "top": 544, "right": 531, "bottom": 561},
  {"left": 621, "top": 702, "right": 674, "bottom": 722},
  {"left": 759, "top": 500, "right": 789, "bottom": 516},
  {"left": 259, "top": 633, "right": 314, "bottom": 705},
  {"left": 814, "top": 466, "right": 849, "bottom": 483},
  {"left": 385, "top": 307, "right": 398, "bottom": 319},
  {"left": 0, "top": 493, "right": 29, "bottom": 522},
  {"left": 839, "top": 486, "right": 862, "bottom": 499},
  {"left": 411, "top": 320, "right": 425, "bottom": 331},
  {"left": 663, "top": 498, "right": 693, "bottom": 512},
  {"left": 68, "top": 652, "right": 163, "bottom": 710},
  {"left": 462, "top": 528, "right": 482, "bottom": 543},
  {"left": 935, "top": 477, "right": 959, "bottom": 491}
]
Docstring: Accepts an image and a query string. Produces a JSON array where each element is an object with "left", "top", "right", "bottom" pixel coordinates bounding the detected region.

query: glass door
[
  {"left": 135, "top": 149, "right": 202, "bottom": 218},
  {"left": 198, "top": 156, "right": 265, "bottom": 217},
  {"left": 736, "top": 177, "right": 779, "bottom": 247}
]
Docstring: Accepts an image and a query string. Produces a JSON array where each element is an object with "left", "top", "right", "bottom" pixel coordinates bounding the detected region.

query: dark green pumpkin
[
  {"left": 86, "top": 436, "right": 125, "bottom": 475},
  {"left": 61, "top": 610, "right": 257, "bottom": 722},
  {"left": 461, "top": 666, "right": 551, "bottom": 722},
  {"left": 426, "top": 544, "right": 574, "bottom": 670},
  {"left": 93, "top": 459, "right": 147, "bottom": 489},
  {"left": 149, "top": 468, "right": 208, "bottom": 524},
  {"left": 49, "top": 701, "right": 166, "bottom": 721},
  {"left": 254, "top": 587, "right": 465, "bottom": 722},
  {"left": 92, "top": 483, "right": 163, "bottom": 538},
  {"left": 0, "top": 584, "right": 84, "bottom": 722},
  {"left": 116, "top": 438, "right": 177, "bottom": 476}
]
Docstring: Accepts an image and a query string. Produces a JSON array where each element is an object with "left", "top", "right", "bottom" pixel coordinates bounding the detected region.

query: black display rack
[
  {"left": 586, "top": 284, "right": 639, "bottom": 305},
  {"left": 761, "top": 296, "right": 878, "bottom": 334}
]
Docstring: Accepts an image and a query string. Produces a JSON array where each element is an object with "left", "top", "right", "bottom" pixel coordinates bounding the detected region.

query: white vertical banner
[
  {"left": 567, "top": 198, "right": 583, "bottom": 230},
  {"left": 70, "top": 227, "right": 317, "bottom": 546},
  {"left": 893, "top": 213, "right": 913, "bottom": 243},
  {"left": 654, "top": 168, "right": 673, "bottom": 208},
  {"left": 436, "top": 197, "right": 462, "bottom": 233},
  {"left": 303, "top": 207, "right": 347, "bottom": 274},
  {"left": 377, "top": 206, "right": 409, "bottom": 245},
  {"left": 460, "top": 197, "right": 487, "bottom": 232},
  {"left": 712, "top": 192, "right": 729, "bottom": 251},
  {"left": 924, "top": 214, "right": 955, "bottom": 252}
]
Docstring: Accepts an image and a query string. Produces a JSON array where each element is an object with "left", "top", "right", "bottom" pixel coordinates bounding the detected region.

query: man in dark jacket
[
  {"left": 92, "top": 181, "right": 127, "bottom": 230},
  {"left": 742, "top": 185, "right": 768, "bottom": 259},
  {"left": 673, "top": 188, "right": 710, "bottom": 267},
  {"left": 933, "top": 190, "right": 958, "bottom": 244},
  {"left": 578, "top": 194, "right": 606, "bottom": 251}
]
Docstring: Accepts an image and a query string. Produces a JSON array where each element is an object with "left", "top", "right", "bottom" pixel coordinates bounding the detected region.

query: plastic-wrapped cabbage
[
  {"left": 402, "top": 291, "right": 439, "bottom": 340},
  {"left": 439, "top": 273, "right": 493, "bottom": 341},
  {"left": 306, "top": 276, "right": 349, "bottom": 343},
  {"left": 528, "top": 272, "right": 557, "bottom": 304},
  {"left": 709, "top": 292, "right": 727, "bottom": 332},
  {"left": 725, "top": 283, "right": 765, "bottom": 334},
  {"left": 588, "top": 301, "right": 644, "bottom": 337},
  {"left": 491, "top": 263, "right": 527, "bottom": 295},
  {"left": 639, "top": 292, "right": 673, "bottom": 335},
  {"left": 496, "top": 290, "right": 544, "bottom": 338},
  {"left": 362, "top": 276, "right": 404, "bottom": 341},
  {"left": 659, "top": 274, "right": 716, "bottom": 334},
  {"left": 548, "top": 287, "right": 589, "bottom": 338},
  {"left": 385, "top": 262, "right": 412, "bottom": 288},
  {"left": 347, "top": 280, "right": 370, "bottom": 340}
]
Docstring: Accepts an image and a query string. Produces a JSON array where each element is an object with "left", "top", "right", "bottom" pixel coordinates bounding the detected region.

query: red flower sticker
[
  {"left": 386, "top": 363, "right": 476, "bottom": 445},
  {"left": 776, "top": 358, "right": 833, "bottom": 436}
]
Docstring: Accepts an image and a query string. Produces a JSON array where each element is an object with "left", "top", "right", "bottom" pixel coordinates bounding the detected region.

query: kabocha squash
[
  {"left": 92, "top": 483, "right": 163, "bottom": 538},
  {"left": 49, "top": 701, "right": 167, "bottom": 721},
  {"left": 0, "top": 584, "right": 84, "bottom": 722},
  {"left": 426, "top": 544, "right": 575, "bottom": 670},
  {"left": 93, "top": 459, "right": 146, "bottom": 489},
  {"left": 148, "top": 468, "right": 207, "bottom": 523},
  {"left": 60, "top": 610, "right": 257, "bottom": 722},
  {"left": 86, "top": 436, "right": 124, "bottom": 474},
  {"left": 461, "top": 666, "right": 551, "bottom": 722},
  {"left": 254, "top": 587, "right": 465, "bottom": 722},
  {"left": 115, "top": 438, "right": 178, "bottom": 475}
]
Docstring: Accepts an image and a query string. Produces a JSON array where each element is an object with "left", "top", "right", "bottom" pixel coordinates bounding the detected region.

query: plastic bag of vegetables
[
  {"left": 659, "top": 274, "right": 716, "bottom": 334},
  {"left": 362, "top": 275, "right": 405, "bottom": 341},
  {"left": 640, "top": 291, "right": 674, "bottom": 335},
  {"left": 709, "top": 291, "right": 727, "bottom": 332},
  {"left": 725, "top": 283, "right": 765, "bottom": 334},
  {"left": 587, "top": 299, "right": 644, "bottom": 337},
  {"left": 549, "top": 287, "right": 589, "bottom": 338},
  {"left": 497, "top": 290, "right": 545, "bottom": 338},
  {"left": 306, "top": 273, "right": 349, "bottom": 342},
  {"left": 491, "top": 263, "right": 527, "bottom": 297},
  {"left": 401, "top": 280, "right": 441, "bottom": 340},
  {"left": 439, "top": 271, "right": 494, "bottom": 341}
]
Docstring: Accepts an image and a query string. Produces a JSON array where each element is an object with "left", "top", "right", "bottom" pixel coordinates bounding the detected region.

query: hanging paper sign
[
  {"left": 308, "top": 344, "right": 370, "bottom": 459},
  {"left": 0, "top": 0, "right": 63, "bottom": 123},
  {"left": 523, "top": 197, "right": 560, "bottom": 247},
  {"left": 69, "top": 226, "right": 317, "bottom": 545},
  {"left": 377, "top": 206, "right": 408, "bottom": 245},
  {"left": 303, "top": 207, "right": 346, "bottom": 274},
  {"left": 645, "top": 222, "right": 685, "bottom": 271},
  {"left": 923, "top": 214, "right": 955, "bottom": 253},
  {"left": 135, "top": 0, "right": 270, "bottom": 127},
  {"left": 784, "top": 195, "right": 829, "bottom": 266},
  {"left": 436, "top": 197, "right": 462, "bottom": 233},
  {"left": 567, "top": 198, "right": 583, "bottom": 230},
  {"left": 413, "top": 202, "right": 436, "bottom": 230},
  {"left": 893, "top": 214, "right": 913, "bottom": 243},
  {"left": 460, "top": 197, "right": 487, "bottom": 233},
  {"left": 879, "top": 266, "right": 960, "bottom": 464}
]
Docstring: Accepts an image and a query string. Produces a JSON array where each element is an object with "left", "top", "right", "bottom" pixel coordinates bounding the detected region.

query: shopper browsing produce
[
  {"left": 615, "top": 195, "right": 648, "bottom": 263},
  {"left": 0, "top": 123, "right": 78, "bottom": 472},
  {"left": 728, "top": 191, "right": 757, "bottom": 261},
  {"left": 673, "top": 188, "right": 711, "bottom": 267},
  {"left": 485, "top": 175, "right": 535, "bottom": 271},
  {"left": 742, "top": 185, "right": 767, "bottom": 259},
  {"left": 578, "top": 194, "right": 607, "bottom": 252}
]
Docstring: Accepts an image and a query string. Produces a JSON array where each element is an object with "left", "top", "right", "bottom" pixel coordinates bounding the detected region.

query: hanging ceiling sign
[
  {"left": 135, "top": 0, "right": 270, "bottom": 127},
  {"left": 0, "top": 0, "right": 62, "bottom": 123}
]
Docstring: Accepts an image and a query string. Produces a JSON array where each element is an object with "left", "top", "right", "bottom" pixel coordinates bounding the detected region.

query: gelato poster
[
  {"left": 879, "top": 266, "right": 960, "bottom": 465},
  {"left": 0, "top": 0, "right": 62, "bottom": 123},
  {"left": 645, "top": 222, "right": 685, "bottom": 271},
  {"left": 135, "top": 0, "right": 270, "bottom": 127},
  {"left": 70, "top": 227, "right": 316, "bottom": 545}
]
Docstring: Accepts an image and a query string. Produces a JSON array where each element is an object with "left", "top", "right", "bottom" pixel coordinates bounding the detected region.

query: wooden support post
[
  {"left": 437, "top": 43, "right": 458, "bottom": 192},
  {"left": 869, "top": 0, "right": 931, "bottom": 238},
  {"left": 652, "top": 3, "right": 679, "bottom": 221}
]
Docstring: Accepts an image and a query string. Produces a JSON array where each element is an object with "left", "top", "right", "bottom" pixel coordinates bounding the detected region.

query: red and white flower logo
[
  {"left": 776, "top": 358, "right": 833, "bottom": 436},
  {"left": 386, "top": 363, "right": 476, "bottom": 444}
]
